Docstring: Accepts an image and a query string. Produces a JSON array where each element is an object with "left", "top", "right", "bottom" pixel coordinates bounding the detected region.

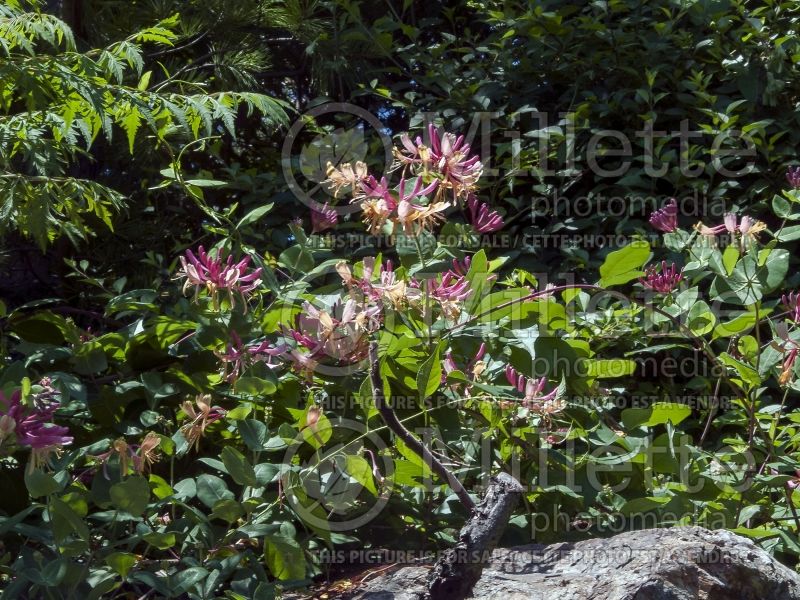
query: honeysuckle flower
[
  {"left": 360, "top": 197, "right": 395, "bottom": 234},
  {"left": 639, "top": 261, "right": 683, "bottom": 293},
  {"left": 311, "top": 202, "right": 338, "bottom": 233},
  {"left": 649, "top": 198, "right": 678, "bottom": 233},
  {"left": 214, "top": 331, "right": 250, "bottom": 383},
  {"left": 782, "top": 292, "right": 800, "bottom": 322},
  {"left": 284, "top": 299, "right": 381, "bottom": 368},
  {"left": 0, "top": 389, "right": 72, "bottom": 454},
  {"left": 181, "top": 394, "right": 226, "bottom": 451},
  {"left": 177, "top": 246, "right": 263, "bottom": 312},
  {"left": 451, "top": 256, "right": 472, "bottom": 277},
  {"left": 694, "top": 213, "right": 766, "bottom": 246},
  {"left": 467, "top": 195, "right": 504, "bottom": 233},
  {"left": 247, "top": 340, "right": 289, "bottom": 369},
  {"left": 774, "top": 323, "right": 799, "bottom": 387},
  {"left": 429, "top": 271, "right": 472, "bottom": 302},
  {"left": 94, "top": 435, "right": 160, "bottom": 477},
  {"left": 504, "top": 365, "right": 563, "bottom": 413},
  {"left": 215, "top": 332, "right": 288, "bottom": 383},
  {"left": 325, "top": 161, "right": 368, "bottom": 197},
  {"left": 428, "top": 270, "right": 472, "bottom": 319},
  {"left": 372, "top": 261, "right": 423, "bottom": 308},
  {"left": 395, "top": 124, "right": 483, "bottom": 200},
  {"left": 394, "top": 177, "right": 445, "bottom": 235},
  {"left": 441, "top": 343, "right": 488, "bottom": 384},
  {"left": 135, "top": 432, "right": 162, "bottom": 474},
  {"left": 738, "top": 215, "right": 767, "bottom": 245},
  {"left": 787, "top": 166, "right": 800, "bottom": 190}
]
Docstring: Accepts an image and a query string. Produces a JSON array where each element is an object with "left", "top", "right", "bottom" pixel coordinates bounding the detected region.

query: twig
[{"left": 368, "top": 341, "right": 476, "bottom": 512}]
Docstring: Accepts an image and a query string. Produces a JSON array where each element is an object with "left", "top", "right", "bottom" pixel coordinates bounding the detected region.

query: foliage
[{"left": 0, "top": 1, "right": 288, "bottom": 249}]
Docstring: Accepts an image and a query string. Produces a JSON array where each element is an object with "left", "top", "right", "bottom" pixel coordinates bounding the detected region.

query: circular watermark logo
[
  {"left": 281, "top": 102, "right": 394, "bottom": 215},
  {"left": 281, "top": 416, "right": 394, "bottom": 532}
]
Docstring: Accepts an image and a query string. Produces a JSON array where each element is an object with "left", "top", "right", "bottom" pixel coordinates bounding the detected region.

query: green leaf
[
  {"left": 220, "top": 446, "right": 258, "bottom": 487},
  {"left": 238, "top": 419, "right": 268, "bottom": 451},
  {"left": 25, "top": 469, "right": 60, "bottom": 498},
  {"left": 687, "top": 301, "right": 715, "bottom": 336},
  {"left": 50, "top": 497, "right": 90, "bottom": 543},
  {"left": 775, "top": 225, "right": 800, "bottom": 242},
  {"left": 142, "top": 531, "right": 176, "bottom": 549},
  {"left": 210, "top": 498, "right": 244, "bottom": 522},
  {"left": 169, "top": 567, "right": 209, "bottom": 596},
  {"left": 105, "top": 552, "right": 137, "bottom": 578},
  {"left": 110, "top": 476, "right": 151, "bottom": 516},
  {"left": 585, "top": 359, "right": 636, "bottom": 378},
  {"left": 416, "top": 341, "right": 444, "bottom": 401},
  {"left": 344, "top": 455, "right": 378, "bottom": 496},
  {"left": 598, "top": 241, "right": 650, "bottom": 287},
  {"left": 622, "top": 402, "right": 692, "bottom": 428},
  {"left": 722, "top": 245, "right": 739, "bottom": 275},
  {"left": 235, "top": 376, "right": 277, "bottom": 397},
  {"left": 196, "top": 474, "right": 234, "bottom": 508},
  {"left": 620, "top": 496, "right": 671, "bottom": 515},
  {"left": 237, "top": 203, "right": 275, "bottom": 228},
  {"left": 264, "top": 535, "right": 305, "bottom": 581}
]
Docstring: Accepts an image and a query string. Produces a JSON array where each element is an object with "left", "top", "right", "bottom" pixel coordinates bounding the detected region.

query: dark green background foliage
[{"left": 3, "top": 0, "right": 800, "bottom": 598}]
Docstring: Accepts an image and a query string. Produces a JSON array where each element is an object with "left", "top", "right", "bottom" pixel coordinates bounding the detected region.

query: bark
[{"left": 424, "top": 472, "right": 523, "bottom": 600}]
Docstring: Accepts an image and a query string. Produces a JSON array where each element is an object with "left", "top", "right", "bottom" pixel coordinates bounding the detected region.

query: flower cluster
[
  {"left": 428, "top": 269, "right": 473, "bottom": 319},
  {"left": 394, "top": 124, "right": 483, "bottom": 200},
  {"left": 442, "top": 343, "right": 487, "bottom": 383},
  {"left": 338, "top": 259, "right": 422, "bottom": 310},
  {"left": 787, "top": 166, "right": 800, "bottom": 190},
  {"left": 782, "top": 291, "right": 800, "bottom": 323},
  {"left": 181, "top": 395, "right": 226, "bottom": 451},
  {"left": 503, "top": 366, "right": 563, "bottom": 413},
  {"left": 467, "top": 194, "right": 504, "bottom": 233},
  {"left": 215, "top": 331, "right": 287, "bottom": 383},
  {"left": 0, "top": 389, "right": 73, "bottom": 468},
  {"left": 640, "top": 261, "right": 683, "bottom": 294},
  {"left": 177, "top": 246, "right": 263, "bottom": 311},
  {"left": 93, "top": 433, "right": 162, "bottom": 478},
  {"left": 649, "top": 198, "right": 678, "bottom": 233},
  {"left": 283, "top": 298, "right": 382, "bottom": 375},
  {"left": 694, "top": 213, "right": 766, "bottom": 248},
  {"left": 311, "top": 202, "right": 338, "bottom": 234},
  {"left": 324, "top": 126, "right": 503, "bottom": 237}
]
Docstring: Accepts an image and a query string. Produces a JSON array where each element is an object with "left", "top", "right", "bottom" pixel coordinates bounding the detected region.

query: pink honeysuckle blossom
[
  {"left": 466, "top": 194, "right": 504, "bottom": 233},
  {"left": 283, "top": 299, "right": 382, "bottom": 369},
  {"left": 177, "top": 246, "right": 263, "bottom": 312},
  {"left": 451, "top": 256, "right": 472, "bottom": 277},
  {"left": 639, "top": 261, "right": 683, "bottom": 294},
  {"left": 429, "top": 271, "right": 472, "bottom": 303},
  {"left": 649, "top": 198, "right": 678, "bottom": 233},
  {"left": 787, "top": 166, "right": 800, "bottom": 190},
  {"left": 441, "top": 343, "right": 488, "bottom": 383},
  {"left": 181, "top": 394, "right": 226, "bottom": 451},
  {"left": 428, "top": 270, "right": 472, "bottom": 319},
  {"left": 503, "top": 365, "right": 562, "bottom": 413},
  {"left": 215, "top": 331, "right": 288, "bottom": 383},
  {"left": 394, "top": 177, "right": 446, "bottom": 235},
  {"left": 311, "top": 202, "right": 338, "bottom": 233},
  {"left": 776, "top": 322, "right": 799, "bottom": 387},
  {"left": 325, "top": 161, "right": 368, "bottom": 197},
  {"left": 395, "top": 124, "right": 483, "bottom": 199},
  {"left": 0, "top": 389, "right": 72, "bottom": 452},
  {"left": 694, "top": 213, "right": 766, "bottom": 239},
  {"left": 782, "top": 291, "right": 800, "bottom": 322}
]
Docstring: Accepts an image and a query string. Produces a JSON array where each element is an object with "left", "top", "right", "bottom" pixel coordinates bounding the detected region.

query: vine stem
[{"left": 368, "top": 341, "right": 476, "bottom": 512}]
